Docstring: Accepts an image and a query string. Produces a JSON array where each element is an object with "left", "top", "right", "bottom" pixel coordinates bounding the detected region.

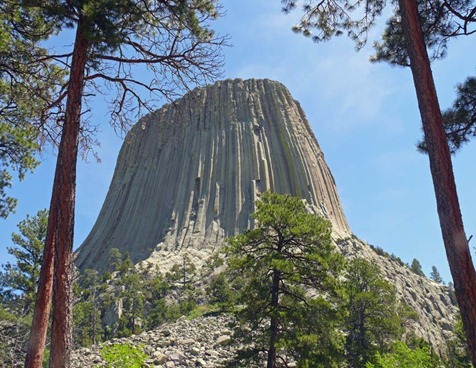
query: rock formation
[
  {"left": 72, "top": 315, "right": 242, "bottom": 368},
  {"left": 76, "top": 78, "right": 456, "bottom": 354},
  {"left": 76, "top": 78, "right": 350, "bottom": 272}
]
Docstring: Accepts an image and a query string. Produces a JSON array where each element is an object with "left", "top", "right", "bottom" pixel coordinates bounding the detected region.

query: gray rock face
[
  {"left": 76, "top": 78, "right": 350, "bottom": 272},
  {"left": 75, "top": 78, "right": 456, "bottom": 356}
]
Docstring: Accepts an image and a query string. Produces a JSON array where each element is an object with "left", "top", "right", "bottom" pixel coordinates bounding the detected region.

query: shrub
[{"left": 99, "top": 343, "right": 148, "bottom": 368}]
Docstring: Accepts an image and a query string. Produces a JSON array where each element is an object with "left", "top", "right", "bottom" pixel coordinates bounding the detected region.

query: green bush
[
  {"left": 99, "top": 343, "right": 148, "bottom": 368},
  {"left": 366, "top": 341, "right": 438, "bottom": 368}
]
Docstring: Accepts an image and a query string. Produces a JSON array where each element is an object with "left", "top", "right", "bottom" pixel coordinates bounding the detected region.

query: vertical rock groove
[{"left": 76, "top": 78, "right": 351, "bottom": 272}]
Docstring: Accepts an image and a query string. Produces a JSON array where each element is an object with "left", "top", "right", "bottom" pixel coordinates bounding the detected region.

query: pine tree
[
  {"left": 73, "top": 269, "right": 102, "bottom": 347},
  {"left": 20, "top": 2, "right": 227, "bottom": 366},
  {"left": 280, "top": 1, "right": 476, "bottom": 364},
  {"left": 0, "top": 209, "right": 48, "bottom": 313},
  {"left": 410, "top": 258, "right": 425, "bottom": 277},
  {"left": 0, "top": 2, "right": 64, "bottom": 218},
  {"left": 343, "top": 259, "right": 408, "bottom": 367},
  {"left": 430, "top": 266, "right": 444, "bottom": 284},
  {"left": 206, "top": 272, "right": 234, "bottom": 311},
  {"left": 417, "top": 77, "right": 476, "bottom": 153},
  {"left": 226, "top": 192, "right": 345, "bottom": 368}
]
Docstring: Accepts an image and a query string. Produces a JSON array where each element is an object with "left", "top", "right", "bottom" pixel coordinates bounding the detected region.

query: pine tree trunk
[
  {"left": 24, "top": 18, "right": 89, "bottom": 368},
  {"left": 267, "top": 268, "right": 280, "bottom": 368},
  {"left": 24, "top": 205, "right": 57, "bottom": 367},
  {"left": 398, "top": 0, "right": 476, "bottom": 365},
  {"left": 48, "top": 19, "right": 89, "bottom": 368}
]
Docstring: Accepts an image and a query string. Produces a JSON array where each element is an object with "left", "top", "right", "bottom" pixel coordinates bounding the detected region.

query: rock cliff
[
  {"left": 75, "top": 78, "right": 456, "bottom": 354},
  {"left": 76, "top": 78, "right": 350, "bottom": 272}
]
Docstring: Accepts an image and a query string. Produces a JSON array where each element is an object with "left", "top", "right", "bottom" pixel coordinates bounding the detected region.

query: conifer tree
[
  {"left": 410, "top": 258, "right": 425, "bottom": 277},
  {"left": 280, "top": 1, "right": 476, "bottom": 364},
  {"left": 344, "top": 259, "right": 408, "bottom": 367},
  {"left": 17, "top": 1, "right": 226, "bottom": 366},
  {"left": 73, "top": 269, "right": 102, "bottom": 347},
  {"left": 417, "top": 77, "right": 476, "bottom": 153},
  {"left": 0, "top": 2, "right": 64, "bottom": 218},
  {"left": 430, "top": 266, "right": 444, "bottom": 284},
  {"left": 0, "top": 209, "right": 48, "bottom": 313},
  {"left": 226, "top": 192, "right": 345, "bottom": 368}
]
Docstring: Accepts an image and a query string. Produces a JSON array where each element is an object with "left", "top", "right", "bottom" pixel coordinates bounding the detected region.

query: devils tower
[
  {"left": 75, "top": 78, "right": 456, "bottom": 352},
  {"left": 76, "top": 78, "right": 350, "bottom": 271}
]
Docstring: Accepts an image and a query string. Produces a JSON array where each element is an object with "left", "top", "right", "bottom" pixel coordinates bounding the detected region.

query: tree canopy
[
  {"left": 18, "top": 1, "right": 227, "bottom": 366},
  {"left": 0, "top": 209, "right": 48, "bottom": 313},
  {"left": 226, "top": 192, "right": 345, "bottom": 368},
  {"left": 0, "top": 1, "right": 65, "bottom": 218},
  {"left": 344, "top": 258, "right": 409, "bottom": 368},
  {"left": 279, "top": 1, "right": 476, "bottom": 365}
]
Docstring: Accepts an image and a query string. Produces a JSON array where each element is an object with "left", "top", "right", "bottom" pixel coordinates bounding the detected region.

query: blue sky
[{"left": 1, "top": 0, "right": 476, "bottom": 283}]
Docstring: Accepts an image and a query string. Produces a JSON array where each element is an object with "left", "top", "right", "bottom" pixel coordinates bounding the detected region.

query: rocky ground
[
  {"left": 72, "top": 315, "right": 278, "bottom": 368},
  {"left": 0, "top": 320, "right": 29, "bottom": 367}
]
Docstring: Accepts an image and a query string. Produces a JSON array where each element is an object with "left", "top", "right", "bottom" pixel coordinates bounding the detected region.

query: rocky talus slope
[
  {"left": 75, "top": 78, "right": 457, "bottom": 355},
  {"left": 339, "top": 238, "right": 457, "bottom": 354},
  {"left": 72, "top": 315, "right": 270, "bottom": 368},
  {"left": 0, "top": 320, "right": 29, "bottom": 367}
]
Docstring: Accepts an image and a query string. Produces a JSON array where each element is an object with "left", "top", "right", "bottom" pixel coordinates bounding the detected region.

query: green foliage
[
  {"left": 441, "top": 77, "right": 476, "bottom": 152},
  {"left": 116, "top": 256, "right": 146, "bottom": 337},
  {"left": 147, "top": 298, "right": 169, "bottom": 328},
  {"left": 72, "top": 248, "right": 199, "bottom": 344},
  {"left": 389, "top": 253, "right": 405, "bottom": 267},
  {"left": 282, "top": 0, "right": 386, "bottom": 48},
  {"left": 73, "top": 300, "right": 102, "bottom": 346},
  {"left": 0, "top": 209, "right": 47, "bottom": 313},
  {"left": 0, "top": 2, "right": 66, "bottom": 217},
  {"left": 367, "top": 1, "right": 476, "bottom": 153},
  {"left": 42, "top": 348, "right": 50, "bottom": 367},
  {"left": 366, "top": 341, "right": 438, "bottom": 368},
  {"left": 99, "top": 343, "right": 148, "bottom": 368},
  {"left": 166, "top": 255, "right": 197, "bottom": 292},
  {"left": 430, "top": 265, "right": 444, "bottom": 284},
  {"left": 10, "top": 0, "right": 226, "bottom": 138},
  {"left": 446, "top": 314, "right": 473, "bottom": 367},
  {"left": 0, "top": 304, "right": 17, "bottom": 322},
  {"left": 368, "top": 244, "right": 388, "bottom": 257},
  {"left": 0, "top": 124, "right": 39, "bottom": 218},
  {"left": 410, "top": 258, "right": 425, "bottom": 277},
  {"left": 419, "top": 76, "right": 476, "bottom": 153},
  {"left": 343, "top": 259, "right": 408, "bottom": 368},
  {"left": 370, "top": 2, "right": 475, "bottom": 67},
  {"left": 206, "top": 272, "right": 235, "bottom": 311},
  {"left": 73, "top": 268, "right": 103, "bottom": 346},
  {"left": 107, "top": 248, "right": 123, "bottom": 273},
  {"left": 226, "top": 192, "right": 345, "bottom": 367}
]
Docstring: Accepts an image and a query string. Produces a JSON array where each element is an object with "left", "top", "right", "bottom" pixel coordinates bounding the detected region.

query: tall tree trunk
[
  {"left": 25, "top": 203, "right": 57, "bottom": 367},
  {"left": 24, "top": 18, "right": 89, "bottom": 368},
  {"left": 398, "top": 0, "right": 476, "bottom": 365},
  {"left": 267, "top": 268, "right": 280, "bottom": 368},
  {"left": 49, "top": 19, "right": 89, "bottom": 368}
]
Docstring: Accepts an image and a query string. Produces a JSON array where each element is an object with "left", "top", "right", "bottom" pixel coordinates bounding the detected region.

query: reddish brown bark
[
  {"left": 25, "top": 18, "right": 89, "bottom": 368},
  {"left": 398, "top": 0, "right": 476, "bottom": 365},
  {"left": 24, "top": 205, "right": 57, "bottom": 367},
  {"left": 49, "top": 19, "right": 89, "bottom": 368}
]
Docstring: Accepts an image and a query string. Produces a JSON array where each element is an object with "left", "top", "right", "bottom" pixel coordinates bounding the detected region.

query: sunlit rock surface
[
  {"left": 76, "top": 78, "right": 350, "bottom": 271},
  {"left": 75, "top": 79, "right": 456, "bottom": 355}
]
